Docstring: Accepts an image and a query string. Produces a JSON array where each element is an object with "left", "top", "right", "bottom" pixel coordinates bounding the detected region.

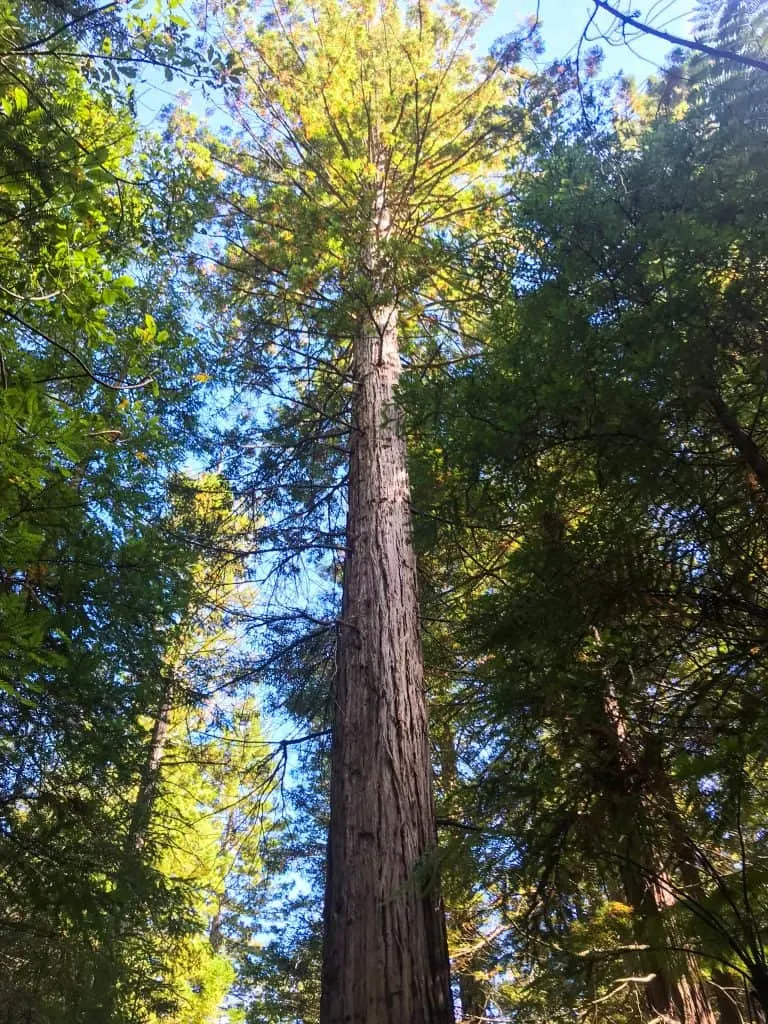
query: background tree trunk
[
  {"left": 602, "top": 685, "right": 718, "bottom": 1024},
  {"left": 128, "top": 675, "right": 174, "bottom": 853}
]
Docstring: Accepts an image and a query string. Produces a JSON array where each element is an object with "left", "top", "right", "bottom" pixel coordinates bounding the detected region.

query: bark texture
[
  {"left": 601, "top": 685, "right": 718, "bottom": 1024},
  {"left": 320, "top": 179, "right": 453, "bottom": 1023}
]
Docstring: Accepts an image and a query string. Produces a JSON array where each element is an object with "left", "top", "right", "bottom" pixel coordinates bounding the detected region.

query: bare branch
[{"left": 593, "top": 0, "right": 768, "bottom": 73}]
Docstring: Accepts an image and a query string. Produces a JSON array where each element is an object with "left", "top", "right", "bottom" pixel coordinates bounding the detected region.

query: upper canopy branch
[{"left": 592, "top": 0, "right": 768, "bottom": 73}]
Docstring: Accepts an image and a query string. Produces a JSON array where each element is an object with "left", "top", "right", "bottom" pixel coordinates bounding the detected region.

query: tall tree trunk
[
  {"left": 435, "top": 719, "right": 489, "bottom": 1022},
  {"left": 619, "top": 837, "right": 717, "bottom": 1023},
  {"left": 320, "top": 171, "right": 454, "bottom": 1024},
  {"left": 458, "top": 966, "right": 487, "bottom": 1022},
  {"left": 702, "top": 386, "right": 768, "bottom": 500},
  {"left": 86, "top": 675, "right": 175, "bottom": 1022},
  {"left": 652, "top": 773, "right": 749, "bottom": 1024}
]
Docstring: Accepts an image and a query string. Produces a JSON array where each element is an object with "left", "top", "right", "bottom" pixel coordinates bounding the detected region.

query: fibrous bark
[{"left": 320, "top": 173, "right": 453, "bottom": 1024}]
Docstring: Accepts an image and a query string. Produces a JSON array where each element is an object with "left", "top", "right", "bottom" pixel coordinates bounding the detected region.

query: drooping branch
[{"left": 1, "top": 309, "right": 154, "bottom": 391}]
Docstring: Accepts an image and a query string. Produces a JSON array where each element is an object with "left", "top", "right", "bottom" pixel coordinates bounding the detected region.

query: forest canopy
[{"left": 1, "top": 0, "right": 767, "bottom": 1022}]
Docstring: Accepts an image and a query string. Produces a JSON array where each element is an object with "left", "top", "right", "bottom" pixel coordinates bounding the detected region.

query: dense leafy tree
[
  {"left": 409, "top": 4, "right": 768, "bottom": 1020},
  {"left": 0, "top": 3, "right": 270, "bottom": 1021}
]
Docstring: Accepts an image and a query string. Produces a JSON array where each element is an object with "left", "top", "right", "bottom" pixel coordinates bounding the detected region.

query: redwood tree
[
  {"left": 406, "top": 6, "right": 768, "bottom": 1016},
  {"left": 196, "top": 1, "right": 523, "bottom": 1018}
]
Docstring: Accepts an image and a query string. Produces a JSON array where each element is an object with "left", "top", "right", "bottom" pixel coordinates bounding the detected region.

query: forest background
[{"left": 1, "top": 0, "right": 767, "bottom": 1022}]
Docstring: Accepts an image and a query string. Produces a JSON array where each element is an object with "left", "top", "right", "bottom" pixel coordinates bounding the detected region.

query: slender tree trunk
[
  {"left": 703, "top": 387, "right": 768, "bottom": 499},
  {"left": 128, "top": 674, "right": 174, "bottom": 852},
  {"left": 320, "top": 171, "right": 454, "bottom": 1024},
  {"left": 436, "top": 720, "right": 488, "bottom": 1022},
  {"left": 458, "top": 968, "right": 487, "bottom": 1022},
  {"left": 86, "top": 676, "right": 175, "bottom": 1022}
]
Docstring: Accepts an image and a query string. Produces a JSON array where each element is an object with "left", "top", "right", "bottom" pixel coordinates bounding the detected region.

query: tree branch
[
  {"left": 593, "top": 0, "right": 768, "bottom": 73},
  {"left": 14, "top": 2, "right": 117, "bottom": 52},
  {"left": 1, "top": 308, "right": 153, "bottom": 391}
]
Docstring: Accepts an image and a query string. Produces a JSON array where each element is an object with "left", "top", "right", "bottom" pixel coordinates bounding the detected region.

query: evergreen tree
[{"left": 183, "top": 1, "right": 533, "bottom": 1017}]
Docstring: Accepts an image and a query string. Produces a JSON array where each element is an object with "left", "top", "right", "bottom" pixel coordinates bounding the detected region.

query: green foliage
[
  {"left": 5, "top": 0, "right": 768, "bottom": 1021},
  {"left": 0, "top": 2, "right": 270, "bottom": 1021},
  {"left": 408, "top": 4, "right": 768, "bottom": 1019},
  {"left": 177, "top": 5, "right": 537, "bottom": 1015}
]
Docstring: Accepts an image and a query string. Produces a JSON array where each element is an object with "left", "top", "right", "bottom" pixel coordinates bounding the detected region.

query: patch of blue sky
[{"left": 478, "top": 0, "right": 694, "bottom": 80}]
